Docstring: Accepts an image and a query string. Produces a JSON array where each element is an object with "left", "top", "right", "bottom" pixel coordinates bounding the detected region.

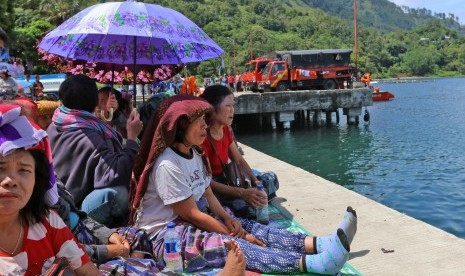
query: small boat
[
  {"left": 372, "top": 86, "right": 394, "bottom": 101},
  {"left": 372, "top": 91, "right": 395, "bottom": 101}
]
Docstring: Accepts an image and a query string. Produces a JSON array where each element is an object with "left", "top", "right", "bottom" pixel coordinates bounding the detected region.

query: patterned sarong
[
  {"left": 99, "top": 257, "right": 164, "bottom": 275},
  {"left": 153, "top": 220, "right": 227, "bottom": 273}
]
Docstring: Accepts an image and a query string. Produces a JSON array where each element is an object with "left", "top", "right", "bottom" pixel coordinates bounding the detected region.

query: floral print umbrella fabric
[
  {"left": 37, "top": 0, "right": 224, "bottom": 65},
  {"left": 37, "top": 48, "right": 183, "bottom": 84}
]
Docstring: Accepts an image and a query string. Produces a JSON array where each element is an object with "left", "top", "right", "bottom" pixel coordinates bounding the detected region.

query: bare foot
[{"left": 217, "top": 240, "right": 246, "bottom": 276}]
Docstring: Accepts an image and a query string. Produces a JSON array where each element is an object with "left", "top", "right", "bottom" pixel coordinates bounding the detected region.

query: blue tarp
[{"left": 1, "top": 50, "right": 9, "bottom": 60}]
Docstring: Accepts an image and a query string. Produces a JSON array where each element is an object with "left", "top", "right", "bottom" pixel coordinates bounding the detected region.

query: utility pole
[
  {"left": 249, "top": 33, "right": 253, "bottom": 60},
  {"left": 226, "top": 37, "right": 236, "bottom": 75},
  {"left": 354, "top": 0, "right": 359, "bottom": 80},
  {"left": 232, "top": 39, "right": 236, "bottom": 74}
]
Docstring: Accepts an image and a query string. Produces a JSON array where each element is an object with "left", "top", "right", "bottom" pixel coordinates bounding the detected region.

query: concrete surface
[
  {"left": 233, "top": 89, "right": 372, "bottom": 115},
  {"left": 240, "top": 143, "right": 465, "bottom": 275}
]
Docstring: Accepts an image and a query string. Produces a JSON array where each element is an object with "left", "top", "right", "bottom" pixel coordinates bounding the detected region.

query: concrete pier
[
  {"left": 241, "top": 143, "right": 465, "bottom": 275},
  {"left": 233, "top": 88, "right": 372, "bottom": 128},
  {"left": 234, "top": 88, "right": 371, "bottom": 114},
  {"left": 135, "top": 89, "right": 371, "bottom": 128}
]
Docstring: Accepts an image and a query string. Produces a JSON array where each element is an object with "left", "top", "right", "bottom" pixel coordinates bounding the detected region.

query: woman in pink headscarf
[{"left": 129, "top": 95, "right": 354, "bottom": 275}]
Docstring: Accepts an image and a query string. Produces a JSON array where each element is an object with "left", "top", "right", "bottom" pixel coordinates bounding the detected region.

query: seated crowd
[{"left": 0, "top": 74, "right": 357, "bottom": 275}]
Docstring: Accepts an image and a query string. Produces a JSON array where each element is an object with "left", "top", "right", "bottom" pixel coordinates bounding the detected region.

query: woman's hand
[
  {"left": 224, "top": 216, "right": 246, "bottom": 238},
  {"left": 107, "top": 232, "right": 130, "bottom": 258},
  {"left": 241, "top": 188, "right": 267, "bottom": 208},
  {"left": 126, "top": 109, "right": 143, "bottom": 140},
  {"left": 108, "top": 232, "right": 129, "bottom": 246},
  {"left": 107, "top": 243, "right": 130, "bottom": 258},
  {"left": 244, "top": 233, "right": 266, "bottom": 247}
]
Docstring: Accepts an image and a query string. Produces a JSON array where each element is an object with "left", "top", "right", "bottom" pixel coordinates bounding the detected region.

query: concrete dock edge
[{"left": 240, "top": 143, "right": 465, "bottom": 275}]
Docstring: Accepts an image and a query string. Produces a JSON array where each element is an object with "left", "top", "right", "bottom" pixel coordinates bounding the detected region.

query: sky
[{"left": 388, "top": 0, "right": 465, "bottom": 24}]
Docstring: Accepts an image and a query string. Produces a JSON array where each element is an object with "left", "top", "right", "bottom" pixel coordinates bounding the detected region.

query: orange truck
[
  {"left": 257, "top": 49, "right": 353, "bottom": 92},
  {"left": 238, "top": 57, "right": 272, "bottom": 92}
]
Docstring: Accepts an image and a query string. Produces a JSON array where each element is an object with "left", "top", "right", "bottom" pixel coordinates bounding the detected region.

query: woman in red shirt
[{"left": 200, "top": 85, "right": 268, "bottom": 219}]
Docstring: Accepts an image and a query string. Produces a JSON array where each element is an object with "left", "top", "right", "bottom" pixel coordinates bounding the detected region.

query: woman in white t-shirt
[{"left": 129, "top": 95, "right": 355, "bottom": 275}]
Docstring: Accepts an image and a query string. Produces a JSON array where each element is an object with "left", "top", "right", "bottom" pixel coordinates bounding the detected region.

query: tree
[
  {"left": 0, "top": 0, "right": 15, "bottom": 35},
  {"left": 37, "top": 0, "right": 98, "bottom": 25},
  {"left": 402, "top": 46, "right": 440, "bottom": 76},
  {"left": 12, "top": 19, "right": 54, "bottom": 73}
]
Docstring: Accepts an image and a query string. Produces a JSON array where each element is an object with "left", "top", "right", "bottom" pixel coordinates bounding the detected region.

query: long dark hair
[
  {"left": 21, "top": 150, "right": 50, "bottom": 225},
  {"left": 200, "top": 85, "right": 233, "bottom": 123},
  {"left": 200, "top": 85, "right": 233, "bottom": 111},
  {"left": 174, "top": 116, "right": 190, "bottom": 144}
]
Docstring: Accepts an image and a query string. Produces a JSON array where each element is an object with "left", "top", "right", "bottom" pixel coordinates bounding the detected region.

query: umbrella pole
[
  {"left": 142, "top": 82, "right": 145, "bottom": 103},
  {"left": 184, "top": 64, "right": 188, "bottom": 95},
  {"left": 111, "top": 63, "right": 115, "bottom": 94},
  {"left": 133, "top": 36, "right": 137, "bottom": 108}
]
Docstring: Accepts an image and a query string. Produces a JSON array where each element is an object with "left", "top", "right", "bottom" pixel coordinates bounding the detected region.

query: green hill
[
  {"left": 7, "top": 0, "right": 465, "bottom": 78},
  {"left": 296, "top": 0, "right": 464, "bottom": 33}
]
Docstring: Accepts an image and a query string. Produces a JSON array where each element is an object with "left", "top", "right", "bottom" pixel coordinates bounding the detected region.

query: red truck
[
  {"left": 238, "top": 57, "right": 272, "bottom": 92},
  {"left": 258, "top": 49, "right": 353, "bottom": 92}
]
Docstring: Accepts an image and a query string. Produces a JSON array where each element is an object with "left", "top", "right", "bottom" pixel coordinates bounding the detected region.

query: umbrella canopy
[{"left": 37, "top": 0, "right": 224, "bottom": 65}]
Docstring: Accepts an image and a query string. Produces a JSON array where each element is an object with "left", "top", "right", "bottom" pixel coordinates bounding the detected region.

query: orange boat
[{"left": 372, "top": 87, "right": 395, "bottom": 101}]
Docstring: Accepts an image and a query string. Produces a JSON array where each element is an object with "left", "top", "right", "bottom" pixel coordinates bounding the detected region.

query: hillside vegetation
[
  {"left": 4, "top": 0, "right": 465, "bottom": 78},
  {"left": 297, "top": 0, "right": 464, "bottom": 33}
]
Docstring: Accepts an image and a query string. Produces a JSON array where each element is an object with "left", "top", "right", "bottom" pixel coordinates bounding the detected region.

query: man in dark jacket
[{"left": 48, "top": 74, "right": 143, "bottom": 227}]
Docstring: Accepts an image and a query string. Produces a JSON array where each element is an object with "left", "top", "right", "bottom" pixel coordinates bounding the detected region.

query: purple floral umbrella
[{"left": 37, "top": 0, "right": 224, "bottom": 103}]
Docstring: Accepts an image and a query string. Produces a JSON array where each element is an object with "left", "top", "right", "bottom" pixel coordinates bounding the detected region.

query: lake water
[{"left": 235, "top": 77, "right": 465, "bottom": 239}]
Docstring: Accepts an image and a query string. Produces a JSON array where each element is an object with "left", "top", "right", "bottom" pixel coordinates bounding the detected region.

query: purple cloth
[
  {"left": 0, "top": 104, "right": 58, "bottom": 206},
  {"left": 52, "top": 106, "right": 122, "bottom": 148},
  {"left": 38, "top": 1, "right": 224, "bottom": 65}
]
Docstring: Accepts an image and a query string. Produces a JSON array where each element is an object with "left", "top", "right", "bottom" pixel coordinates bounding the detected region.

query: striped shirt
[{"left": 0, "top": 211, "right": 91, "bottom": 276}]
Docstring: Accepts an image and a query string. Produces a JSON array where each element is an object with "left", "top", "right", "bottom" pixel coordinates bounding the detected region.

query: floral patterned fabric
[
  {"left": 38, "top": 1, "right": 223, "bottom": 66},
  {"left": 37, "top": 49, "right": 184, "bottom": 84}
]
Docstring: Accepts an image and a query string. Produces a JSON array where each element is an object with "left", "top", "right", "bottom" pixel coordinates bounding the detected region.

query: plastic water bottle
[
  {"left": 256, "top": 184, "right": 269, "bottom": 225},
  {"left": 163, "top": 222, "right": 183, "bottom": 273}
]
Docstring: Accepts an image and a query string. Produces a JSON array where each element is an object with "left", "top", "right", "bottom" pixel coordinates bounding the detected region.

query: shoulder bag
[
  {"left": 207, "top": 131, "right": 251, "bottom": 188},
  {"left": 43, "top": 257, "right": 75, "bottom": 276}
]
